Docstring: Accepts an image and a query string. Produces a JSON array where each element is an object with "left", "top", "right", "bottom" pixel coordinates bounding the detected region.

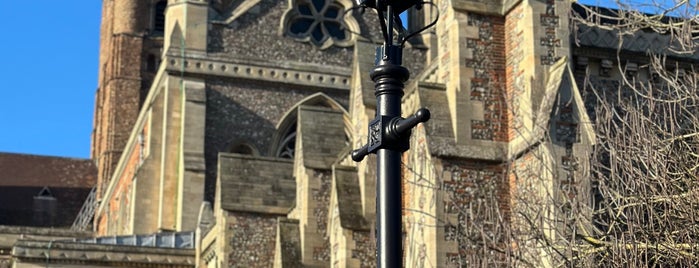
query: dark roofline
[
  {"left": 0, "top": 151, "right": 91, "bottom": 162},
  {"left": 572, "top": 2, "right": 696, "bottom": 28},
  {"left": 0, "top": 151, "right": 96, "bottom": 188}
]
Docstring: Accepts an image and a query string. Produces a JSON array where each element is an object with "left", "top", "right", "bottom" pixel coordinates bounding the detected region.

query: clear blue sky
[
  {"left": 0, "top": 2, "right": 101, "bottom": 159},
  {"left": 0, "top": 0, "right": 653, "bottom": 159}
]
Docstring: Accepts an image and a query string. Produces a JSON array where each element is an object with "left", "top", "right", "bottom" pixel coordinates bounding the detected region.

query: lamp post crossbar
[{"left": 351, "top": 1, "right": 432, "bottom": 267}]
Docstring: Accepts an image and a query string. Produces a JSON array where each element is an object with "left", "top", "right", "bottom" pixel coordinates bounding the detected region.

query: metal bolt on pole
[{"left": 351, "top": 1, "right": 434, "bottom": 267}]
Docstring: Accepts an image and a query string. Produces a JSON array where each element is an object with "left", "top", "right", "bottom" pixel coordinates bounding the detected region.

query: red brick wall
[
  {"left": 96, "top": 118, "right": 148, "bottom": 235},
  {"left": 466, "top": 14, "right": 510, "bottom": 142},
  {"left": 505, "top": 4, "right": 526, "bottom": 138},
  {"left": 93, "top": 0, "right": 157, "bottom": 202}
]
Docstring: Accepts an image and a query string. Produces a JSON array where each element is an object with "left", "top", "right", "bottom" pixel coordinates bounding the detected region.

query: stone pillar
[
  {"left": 177, "top": 78, "right": 207, "bottom": 231},
  {"left": 131, "top": 88, "right": 166, "bottom": 235},
  {"left": 157, "top": 76, "right": 184, "bottom": 232},
  {"left": 164, "top": 0, "right": 209, "bottom": 53}
]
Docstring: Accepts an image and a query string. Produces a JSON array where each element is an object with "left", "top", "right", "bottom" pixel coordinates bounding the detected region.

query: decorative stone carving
[
  {"left": 540, "top": 0, "right": 562, "bottom": 65},
  {"left": 281, "top": 0, "right": 359, "bottom": 49},
  {"left": 276, "top": 128, "right": 297, "bottom": 158},
  {"left": 164, "top": 55, "right": 351, "bottom": 90}
]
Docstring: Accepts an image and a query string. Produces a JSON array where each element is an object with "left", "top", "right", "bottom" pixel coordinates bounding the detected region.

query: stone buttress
[{"left": 393, "top": 0, "right": 595, "bottom": 266}]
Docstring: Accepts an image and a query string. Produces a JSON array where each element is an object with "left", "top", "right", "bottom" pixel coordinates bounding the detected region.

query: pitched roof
[
  {"left": 0, "top": 152, "right": 96, "bottom": 188},
  {"left": 0, "top": 152, "right": 96, "bottom": 227}
]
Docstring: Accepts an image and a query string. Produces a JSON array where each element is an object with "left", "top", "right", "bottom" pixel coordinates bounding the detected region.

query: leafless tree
[
  {"left": 517, "top": 1, "right": 699, "bottom": 267},
  {"left": 398, "top": 1, "right": 698, "bottom": 267}
]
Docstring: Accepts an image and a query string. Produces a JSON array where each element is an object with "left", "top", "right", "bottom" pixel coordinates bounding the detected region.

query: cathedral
[{"left": 1, "top": 0, "right": 697, "bottom": 267}]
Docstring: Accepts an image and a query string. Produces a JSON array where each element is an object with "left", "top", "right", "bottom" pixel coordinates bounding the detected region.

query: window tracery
[
  {"left": 153, "top": 1, "right": 167, "bottom": 35},
  {"left": 276, "top": 124, "right": 297, "bottom": 159},
  {"left": 282, "top": 0, "right": 358, "bottom": 49}
]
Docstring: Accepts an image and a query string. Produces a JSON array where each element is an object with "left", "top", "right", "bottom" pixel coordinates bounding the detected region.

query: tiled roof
[
  {"left": 0, "top": 152, "right": 96, "bottom": 188},
  {"left": 0, "top": 152, "right": 96, "bottom": 227}
]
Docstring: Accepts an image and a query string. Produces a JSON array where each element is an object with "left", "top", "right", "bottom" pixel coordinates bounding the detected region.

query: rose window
[{"left": 282, "top": 0, "right": 358, "bottom": 49}]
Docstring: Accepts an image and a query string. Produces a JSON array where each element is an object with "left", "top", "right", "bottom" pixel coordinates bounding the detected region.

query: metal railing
[{"left": 71, "top": 187, "right": 97, "bottom": 231}]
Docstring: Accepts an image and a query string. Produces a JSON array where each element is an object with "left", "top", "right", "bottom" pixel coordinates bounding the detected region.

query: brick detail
[
  {"left": 540, "top": 0, "right": 562, "bottom": 65},
  {"left": 105, "top": 137, "right": 142, "bottom": 235},
  {"left": 466, "top": 14, "right": 508, "bottom": 141},
  {"left": 505, "top": 5, "right": 526, "bottom": 135},
  {"left": 442, "top": 160, "right": 512, "bottom": 267},
  {"left": 93, "top": 0, "right": 161, "bottom": 202}
]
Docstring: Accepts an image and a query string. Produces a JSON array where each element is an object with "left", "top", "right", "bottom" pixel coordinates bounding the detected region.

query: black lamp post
[{"left": 351, "top": 1, "right": 432, "bottom": 267}]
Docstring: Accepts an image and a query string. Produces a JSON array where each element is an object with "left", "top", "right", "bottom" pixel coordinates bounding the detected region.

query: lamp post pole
[{"left": 351, "top": 1, "right": 431, "bottom": 267}]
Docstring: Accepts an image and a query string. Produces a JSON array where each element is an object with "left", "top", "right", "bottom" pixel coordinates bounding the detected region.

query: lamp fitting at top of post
[{"left": 354, "top": 0, "right": 421, "bottom": 14}]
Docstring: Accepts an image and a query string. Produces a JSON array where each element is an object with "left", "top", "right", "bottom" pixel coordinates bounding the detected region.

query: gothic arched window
[
  {"left": 153, "top": 1, "right": 167, "bottom": 35},
  {"left": 276, "top": 124, "right": 297, "bottom": 159},
  {"left": 271, "top": 93, "right": 350, "bottom": 159}
]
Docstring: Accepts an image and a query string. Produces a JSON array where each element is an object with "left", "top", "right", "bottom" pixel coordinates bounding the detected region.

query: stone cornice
[
  {"left": 451, "top": 0, "right": 523, "bottom": 15},
  {"left": 12, "top": 240, "right": 194, "bottom": 267},
  {"left": 0, "top": 226, "right": 91, "bottom": 237},
  {"left": 164, "top": 51, "right": 351, "bottom": 90}
]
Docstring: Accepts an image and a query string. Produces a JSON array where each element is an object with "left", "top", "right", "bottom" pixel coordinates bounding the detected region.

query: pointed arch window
[
  {"left": 272, "top": 93, "right": 351, "bottom": 159},
  {"left": 153, "top": 1, "right": 168, "bottom": 35},
  {"left": 276, "top": 124, "right": 297, "bottom": 159}
]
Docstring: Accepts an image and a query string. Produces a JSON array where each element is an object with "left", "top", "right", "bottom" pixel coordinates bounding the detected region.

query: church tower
[{"left": 92, "top": 0, "right": 167, "bottom": 200}]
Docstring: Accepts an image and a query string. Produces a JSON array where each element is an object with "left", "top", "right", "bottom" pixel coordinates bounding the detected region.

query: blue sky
[
  {"left": 0, "top": 0, "right": 649, "bottom": 159},
  {"left": 0, "top": 1, "right": 101, "bottom": 158}
]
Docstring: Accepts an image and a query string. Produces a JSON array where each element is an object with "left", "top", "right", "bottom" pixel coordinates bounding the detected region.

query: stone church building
[{"left": 1, "top": 0, "right": 696, "bottom": 267}]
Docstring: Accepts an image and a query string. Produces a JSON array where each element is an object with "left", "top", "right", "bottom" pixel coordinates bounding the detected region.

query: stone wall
[
  {"left": 440, "top": 159, "right": 514, "bottom": 267},
  {"left": 205, "top": 79, "right": 348, "bottom": 202},
  {"left": 312, "top": 170, "right": 332, "bottom": 262},
  {"left": 465, "top": 13, "right": 508, "bottom": 141},
  {"left": 225, "top": 212, "right": 277, "bottom": 268},
  {"left": 208, "top": 0, "right": 353, "bottom": 66},
  {"left": 104, "top": 118, "right": 146, "bottom": 235}
]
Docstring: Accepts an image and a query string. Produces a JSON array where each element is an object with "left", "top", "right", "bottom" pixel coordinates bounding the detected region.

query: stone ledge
[
  {"left": 451, "top": 0, "right": 523, "bottom": 15},
  {"left": 164, "top": 54, "right": 351, "bottom": 91},
  {"left": 12, "top": 240, "right": 194, "bottom": 266},
  {"left": 217, "top": 154, "right": 295, "bottom": 215},
  {"left": 0, "top": 226, "right": 91, "bottom": 237}
]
